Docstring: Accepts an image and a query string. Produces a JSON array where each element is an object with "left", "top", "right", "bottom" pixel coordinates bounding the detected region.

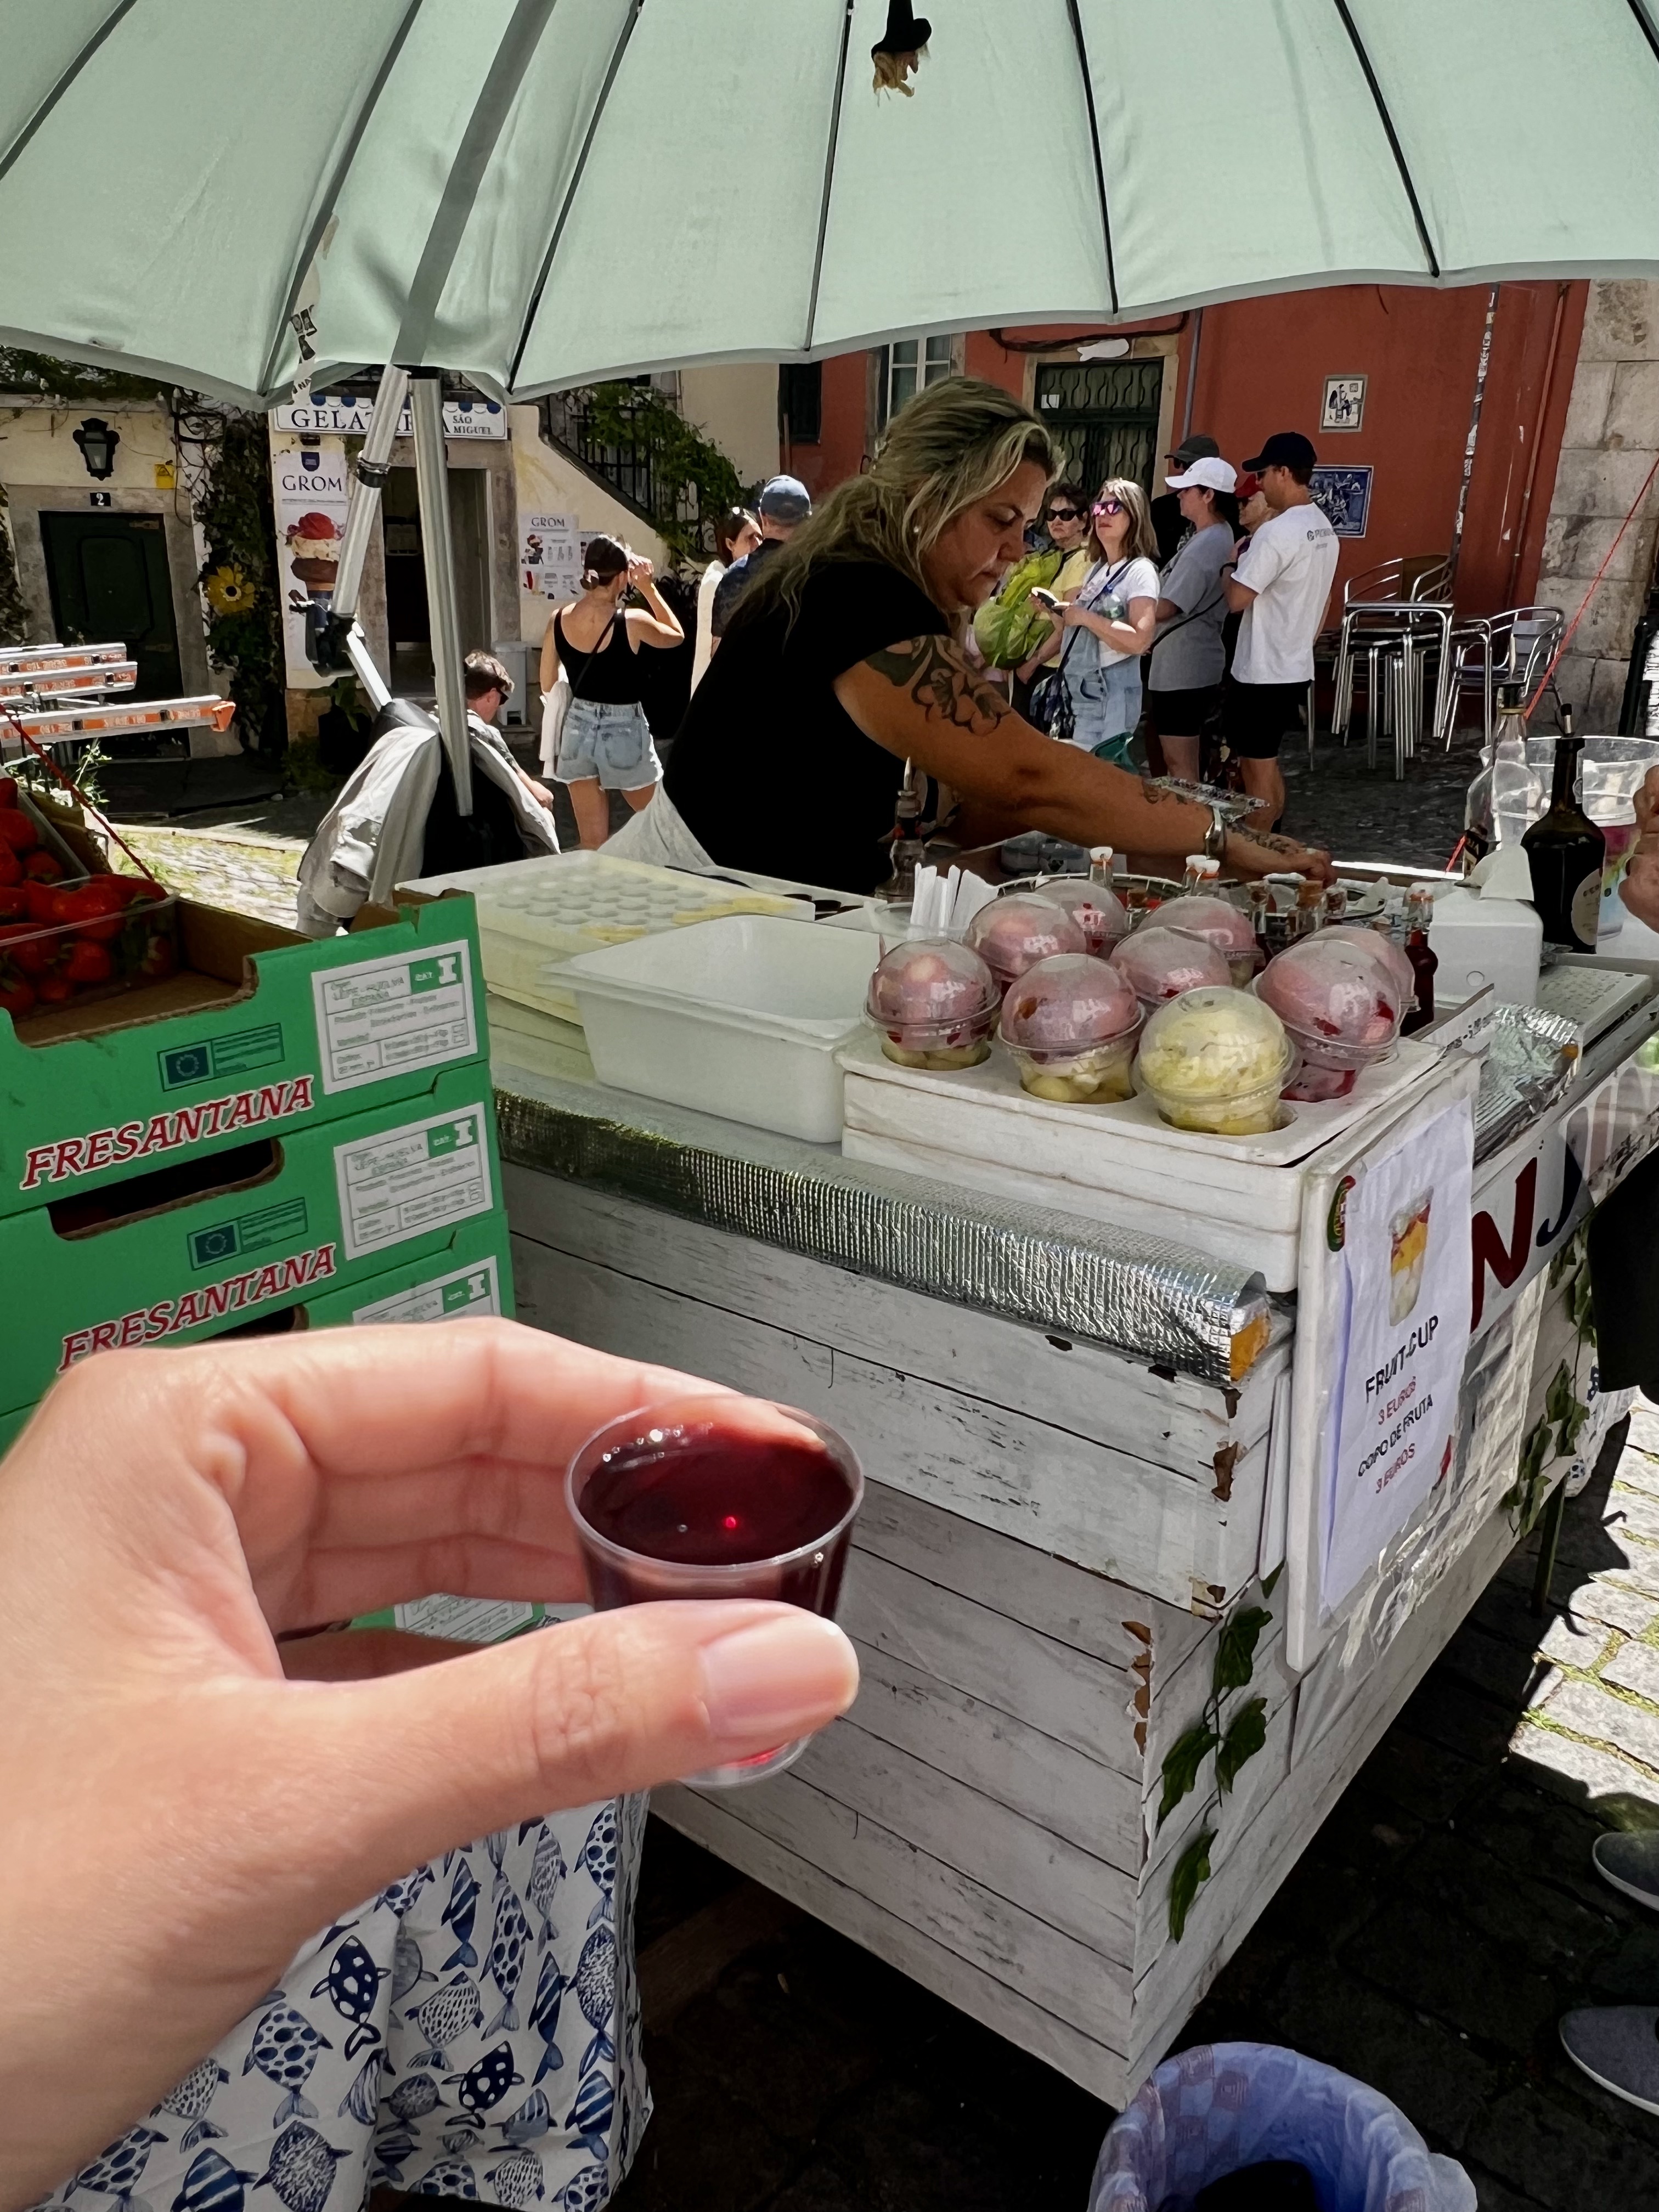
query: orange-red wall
[{"left": 806, "top": 283, "right": 1587, "bottom": 618}]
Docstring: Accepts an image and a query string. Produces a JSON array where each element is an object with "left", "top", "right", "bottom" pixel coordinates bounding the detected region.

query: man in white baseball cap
[{"left": 1145, "top": 454, "right": 1240, "bottom": 783}]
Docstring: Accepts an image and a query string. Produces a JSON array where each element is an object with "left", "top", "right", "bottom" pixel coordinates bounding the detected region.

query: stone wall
[{"left": 1535, "top": 280, "right": 1659, "bottom": 726}]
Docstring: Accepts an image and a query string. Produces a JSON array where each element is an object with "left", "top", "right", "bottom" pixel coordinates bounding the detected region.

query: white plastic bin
[{"left": 555, "top": 914, "right": 879, "bottom": 1142}]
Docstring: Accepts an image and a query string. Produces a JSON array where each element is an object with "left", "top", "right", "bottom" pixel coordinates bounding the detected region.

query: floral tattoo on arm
[{"left": 866, "top": 637, "right": 1011, "bottom": 734}]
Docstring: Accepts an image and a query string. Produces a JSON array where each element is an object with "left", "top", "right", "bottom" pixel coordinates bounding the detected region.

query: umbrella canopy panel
[{"left": 2, "top": 0, "right": 1657, "bottom": 407}]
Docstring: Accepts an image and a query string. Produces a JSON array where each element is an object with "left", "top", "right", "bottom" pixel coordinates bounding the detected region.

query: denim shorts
[
  {"left": 554, "top": 697, "right": 662, "bottom": 791},
  {"left": 1065, "top": 656, "right": 1143, "bottom": 757}
]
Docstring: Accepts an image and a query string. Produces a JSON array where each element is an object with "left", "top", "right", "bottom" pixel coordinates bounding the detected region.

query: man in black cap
[
  {"left": 1150, "top": 433, "right": 1222, "bottom": 566},
  {"left": 1222, "top": 430, "right": 1338, "bottom": 827}
]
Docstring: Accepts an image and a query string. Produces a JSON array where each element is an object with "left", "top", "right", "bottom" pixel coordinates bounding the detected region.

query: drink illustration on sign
[{"left": 1388, "top": 1190, "right": 1432, "bottom": 1324}]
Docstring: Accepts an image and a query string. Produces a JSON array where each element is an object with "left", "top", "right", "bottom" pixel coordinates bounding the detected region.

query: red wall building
[{"left": 784, "top": 280, "right": 1586, "bottom": 620}]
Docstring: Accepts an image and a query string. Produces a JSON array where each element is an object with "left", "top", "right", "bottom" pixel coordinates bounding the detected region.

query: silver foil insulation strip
[{"left": 494, "top": 1074, "right": 1269, "bottom": 1384}]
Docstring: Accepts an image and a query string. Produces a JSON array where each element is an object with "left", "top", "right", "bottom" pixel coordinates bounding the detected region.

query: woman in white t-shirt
[
  {"left": 691, "top": 505, "right": 760, "bottom": 690},
  {"left": 1044, "top": 477, "right": 1160, "bottom": 764}
]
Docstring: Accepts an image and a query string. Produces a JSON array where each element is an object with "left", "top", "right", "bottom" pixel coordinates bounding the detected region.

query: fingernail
[{"left": 698, "top": 1615, "right": 859, "bottom": 1741}]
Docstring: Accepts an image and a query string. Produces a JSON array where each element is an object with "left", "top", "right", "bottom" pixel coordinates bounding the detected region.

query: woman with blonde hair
[
  {"left": 1034, "top": 476, "right": 1161, "bottom": 768},
  {"left": 612, "top": 377, "right": 1327, "bottom": 894}
]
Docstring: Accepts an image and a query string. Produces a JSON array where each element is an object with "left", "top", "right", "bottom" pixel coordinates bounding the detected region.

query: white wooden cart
[{"left": 491, "top": 1043, "right": 1632, "bottom": 2104}]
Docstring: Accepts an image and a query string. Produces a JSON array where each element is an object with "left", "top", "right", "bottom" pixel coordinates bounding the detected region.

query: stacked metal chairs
[
  {"left": 1436, "top": 605, "right": 1565, "bottom": 748},
  {"left": 1328, "top": 555, "right": 1455, "bottom": 780}
]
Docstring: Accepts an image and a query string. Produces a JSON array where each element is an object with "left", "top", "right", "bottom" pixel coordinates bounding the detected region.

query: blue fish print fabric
[{"left": 34, "top": 1800, "right": 649, "bottom": 2212}]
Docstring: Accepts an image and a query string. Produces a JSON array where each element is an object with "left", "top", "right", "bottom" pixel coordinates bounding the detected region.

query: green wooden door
[
  {"left": 1034, "top": 360, "right": 1166, "bottom": 498},
  {"left": 39, "top": 510, "right": 184, "bottom": 699}
]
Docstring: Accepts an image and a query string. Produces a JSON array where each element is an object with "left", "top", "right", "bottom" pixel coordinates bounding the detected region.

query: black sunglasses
[{"left": 1047, "top": 506, "right": 1080, "bottom": 521}]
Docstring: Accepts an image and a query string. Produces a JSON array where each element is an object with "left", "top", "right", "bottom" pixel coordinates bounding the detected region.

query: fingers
[
  {"left": 1635, "top": 766, "right": 1659, "bottom": 837},
  {"left": 13, "top": 1324, "right": 744, "bottom": 1624},
  {"left": 254, "top": 1601, "right": 860, "bottom": 1915}
]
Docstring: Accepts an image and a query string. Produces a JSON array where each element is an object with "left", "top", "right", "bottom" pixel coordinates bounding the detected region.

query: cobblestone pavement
[
  {"left": 105, "top": 821, "right": 304, "bottom": 929},
  {"left": 1281, "top": 725, "right": 1477, "bottom": 873},
  {"left": 610, "top": 1420, "right": 1659, "bottom": 2212}
]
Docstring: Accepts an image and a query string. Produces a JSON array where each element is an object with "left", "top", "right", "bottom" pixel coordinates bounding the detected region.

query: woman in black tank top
[{"left": 539, "top": 533, "right": 683, "bottom": 849}]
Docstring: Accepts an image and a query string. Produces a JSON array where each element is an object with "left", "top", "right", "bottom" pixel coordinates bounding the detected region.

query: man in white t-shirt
[{"left": 1222, "top": 431, "right": 1339, "bottom": 827}]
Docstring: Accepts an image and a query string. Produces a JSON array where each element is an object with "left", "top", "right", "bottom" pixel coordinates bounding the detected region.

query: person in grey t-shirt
[{"left": 1146, "top": 455, "right": 1239, "bottom": 783}]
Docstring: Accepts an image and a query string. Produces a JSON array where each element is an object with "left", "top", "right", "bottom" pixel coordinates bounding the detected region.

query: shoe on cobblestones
[
  {"left": 1560, "top": 2006, "right": 1659, "bottom": 2115},
  {"left": 1593, "top": 1829, "right": 1659, "bottom": 1909}
]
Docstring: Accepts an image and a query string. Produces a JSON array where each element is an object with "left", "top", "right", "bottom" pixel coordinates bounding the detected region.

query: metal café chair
[
  {"left": 1435, "top": 605, "right": 1565, "bottom": 748},
  {"left": 1330, "top": 556, "right": 1454, "bottom": 773}
]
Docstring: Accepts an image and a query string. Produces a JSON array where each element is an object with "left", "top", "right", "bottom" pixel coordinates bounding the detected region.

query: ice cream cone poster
[
  {"left": 269, "top": 431, "right": 351, "bottom": 687},
  {"left": 1321, "top": 1101, "right": 1474, "bottom": 1613}
]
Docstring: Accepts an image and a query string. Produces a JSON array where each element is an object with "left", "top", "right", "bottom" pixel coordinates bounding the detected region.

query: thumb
[{"left": 256, "top": 1601, "right": 858, "bottom": 1914}]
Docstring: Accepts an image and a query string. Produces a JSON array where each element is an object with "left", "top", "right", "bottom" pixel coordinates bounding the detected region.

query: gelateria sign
[{"left": 272, "top": 392, "right": 506, "bottom": 439}]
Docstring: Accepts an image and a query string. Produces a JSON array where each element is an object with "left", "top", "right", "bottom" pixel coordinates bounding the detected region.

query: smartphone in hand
[{"left": 1028, "top": 587, "right": 1063, "bottom": 613}]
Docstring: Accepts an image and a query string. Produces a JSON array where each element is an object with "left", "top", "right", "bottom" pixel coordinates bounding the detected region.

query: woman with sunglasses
[{"left": 1039, "top": 478, "right": 1160, "bottom": 766}]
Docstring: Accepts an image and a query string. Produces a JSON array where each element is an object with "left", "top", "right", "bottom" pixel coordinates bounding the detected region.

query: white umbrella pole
[
  {"left": 410, "top": 370, "right": 472, "bottom": 814},
  {"left": 323, "top": 361, "right": 408, "bottom": 711}
]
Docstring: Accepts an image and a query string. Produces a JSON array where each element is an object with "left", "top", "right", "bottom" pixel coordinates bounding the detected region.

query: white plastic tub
[{"left": 554, "top": 914, "right": 879, "bottom": 1141}]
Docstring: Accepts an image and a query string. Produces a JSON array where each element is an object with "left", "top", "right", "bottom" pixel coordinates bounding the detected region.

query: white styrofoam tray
[
  {"left": 554, "top": 914, "right": 880, "bottom": 1143},
  {"left": 839, "top": 1029, "right": 1449, "bottom": 1233},
  {"left": 400, "top": 849, "right": 808, "bottom": 1018}
]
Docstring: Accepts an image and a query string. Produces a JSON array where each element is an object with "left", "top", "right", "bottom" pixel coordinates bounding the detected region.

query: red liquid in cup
[{"left": 575, "top": 1417, "right": 859, "bottom": 1613}]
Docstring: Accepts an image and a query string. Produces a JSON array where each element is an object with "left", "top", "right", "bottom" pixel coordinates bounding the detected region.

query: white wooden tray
[{"left": 839, "top": 1029, "right": 1449, "bottom": 1255}]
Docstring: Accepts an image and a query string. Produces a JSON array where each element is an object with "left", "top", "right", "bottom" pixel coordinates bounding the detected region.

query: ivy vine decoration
[
  {"left": 186, "top": 408, "right": 285, "bottom": 754},
  {"left": 1505, "top": 1229, "right": 1597, "bottom": 1534},
  {"left": 562, "top": 383, "right": 744, "bottom": 565},
  {"left": 1159, "top": 1566, "right": 1282, "bottom": 1942}
]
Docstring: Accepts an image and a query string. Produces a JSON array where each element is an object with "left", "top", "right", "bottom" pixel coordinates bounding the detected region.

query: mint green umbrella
[{"left": 3, "top": 0, "right": 1657, "bottom": 407}]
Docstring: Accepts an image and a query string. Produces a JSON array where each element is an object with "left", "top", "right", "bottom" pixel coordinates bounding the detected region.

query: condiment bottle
[
  {"left": 1182, "top": 854, "right": 1221, "bottom": 894},
  {"left": 1246, "top": 880, "right": 1272, "bottom": 953},
  {"left": 879, "top": 767, "right": 926, "bottom": 902},
  {"left": 1089, "top": 847, "right": 1116, "bottom": 887},
  {"left": 1321, "top": 883, "right": 1350, "bottom": 928},
  {"left": 1401, "top": 886, "right": 1438, "bottom": 1034},
  {"left": 1293, "top": 875, "right": 1323, "bottom": 940},
  {"left": 1521, "top": 706, "right": 1605, "bottom": 951}
]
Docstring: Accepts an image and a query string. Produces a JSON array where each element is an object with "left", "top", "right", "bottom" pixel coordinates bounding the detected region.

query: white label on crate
[
  {"left": 1321, "top": 1102, "right": 1474, "bottom": 1613},
  {"left": 332, "top": 1102, "right": 492, "bottom": 1263},
  {"left": 392, "top": 1595, "right": 538, "bottom": 1643},
  {"left": 352, "top": 1254, "right": 501, "bottom": 1324},
  {"left": 312, "top": 939, "right": 478, "bottom": 1094}
]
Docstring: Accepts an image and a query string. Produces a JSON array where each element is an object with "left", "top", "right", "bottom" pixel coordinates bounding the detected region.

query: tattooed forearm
[{"left": 866, "top": 637, "right": 1011, "bottom": 735}]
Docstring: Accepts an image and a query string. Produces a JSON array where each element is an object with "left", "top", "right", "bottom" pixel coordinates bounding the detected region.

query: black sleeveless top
[{"left": 555, "top": 602, "right": 644, "bottom": 705}]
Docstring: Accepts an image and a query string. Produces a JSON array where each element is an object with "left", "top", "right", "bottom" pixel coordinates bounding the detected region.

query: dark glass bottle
[
  {"left": 1401, "top": 887, "right": 1437, "bottom": 1035},
  {"left": 1521, "top": 708, "right": 1604, "bottom": 950}
]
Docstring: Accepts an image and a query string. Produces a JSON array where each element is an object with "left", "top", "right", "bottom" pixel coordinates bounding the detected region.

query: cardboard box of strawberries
[{"left": 0, "top": 774, "right": 174, "bottom": 1017}]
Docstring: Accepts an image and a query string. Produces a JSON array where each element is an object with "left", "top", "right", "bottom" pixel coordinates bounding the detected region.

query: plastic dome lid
[
  {"left": 1255, "top": 934, "right": 1404, "bottom": 1062},
  {"left": 1151, "top": 893, "right": 1257, "bottom": 958},
  {"left": 867, "top": 937, "right": 1000, "bottom": 1028},
  {"left": 966, "top": 893, "right": 1087, "bottom": 985},
  {"left": 1137, "top": 985, "right": 1294, "bottom": 1101},
  {"left": 998, "top": 953, "right": 1141, "bottom": 1054},
  {"left": 1322, "top": 923, "right": 1416, "bottom": 1005},
  {"left": 1109, "top": 923, "right": 1231, "bottom": 1005},
  {"left": 1031, "top": 876, "right": 1131, "bottom": 955}
]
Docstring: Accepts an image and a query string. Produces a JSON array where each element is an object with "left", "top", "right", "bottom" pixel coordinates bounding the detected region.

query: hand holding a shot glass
[{"left": 0, "top": 1324, "right": 859, "bottom": 2207}]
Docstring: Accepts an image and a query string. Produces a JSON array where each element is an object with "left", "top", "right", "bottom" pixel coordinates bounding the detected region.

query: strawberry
[
  {"left": 0, "top": 888, "right": 27, "bottom": 922},
  {"left": 64, "top": 939, "right": 114, "bottom": 986},
  {"left": 0, "top": 776, "right": 18, "bottom": 809},
  {"left": 54, "top": 880, "right": 128, "bottom": 943},
  {"left": 22, "top": 851, "right": 63, "bottom": 882},
  {"left": 0, "top": 846, "right": 20, "bottom": 888},
  {"left": 0, "top": 811, "right": 38, "bottom": 852},
  {"left": 0, "top": 923, "right": 52, "bottom": 977},
  {"left": 35, "top": 974, "right": 74, "bottom": 1003}
]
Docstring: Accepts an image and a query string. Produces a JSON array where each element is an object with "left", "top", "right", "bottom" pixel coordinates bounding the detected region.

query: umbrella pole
[
  {"left": 323, "top": 362, "right": 408, "bottom": 712},
  {"left": 410, "top": 370, "right": 472, "bottom": 815}
]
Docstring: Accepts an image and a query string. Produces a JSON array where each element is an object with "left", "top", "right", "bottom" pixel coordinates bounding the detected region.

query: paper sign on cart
[{"left": 1321, "top": 1101, "right": 1474, "bottom": 1612}]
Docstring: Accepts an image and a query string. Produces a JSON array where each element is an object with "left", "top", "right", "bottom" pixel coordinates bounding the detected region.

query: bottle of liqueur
[
  {"left": 1522, "top": 707, "right": 1605, "bottom": 950},
  {"left": 1401, "top": 886, "right": 1438, "bottom": 1035}
]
